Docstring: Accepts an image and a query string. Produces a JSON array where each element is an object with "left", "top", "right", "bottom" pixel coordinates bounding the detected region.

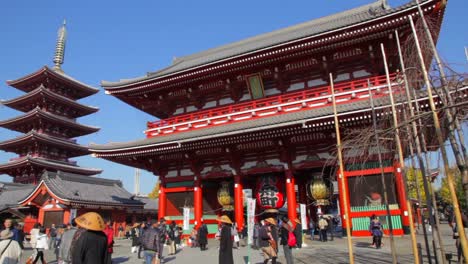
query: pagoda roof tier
[
  {"left": 90, "top": 85, "right": 467, "bottom": 161},
  {"left": 0, "top": 107, "right": 100, "bottom": 137},
  {"left": 101, "top": 0, "right": 444, "bottom": 93},
  {"left": 6, "top": 66, "right": 99, "bottom": 100},
  {"left": 0, "top": 156, "right": 102, "bottom": 176},
  {"left": 0, "top": 130, "right": 89, "bottom": 157},
  {"left": 19, "top": 171, "right": 144, "bottom": 208},
  {"left": 1, "top": 84, "right": 99, "bottom": 118}
]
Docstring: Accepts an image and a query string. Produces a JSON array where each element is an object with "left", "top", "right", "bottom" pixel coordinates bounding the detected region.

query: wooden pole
[
  {"left": 330, "top": 73, "right": 354, "bottom": 264},
  {"left": 395, "top": 29, "right": 447, "bottom": 264},
  {"left": 380, "top": 43, "right": 419, "bottom": 264},
  {"left": 415, "top": 0, "right": 468, "bottom": 212},
  {"left": 368, "top": 85, "right": 398, "bottom": 264},
  {"left": 409, "top": 15, "right": 468, "bottom": 262}
]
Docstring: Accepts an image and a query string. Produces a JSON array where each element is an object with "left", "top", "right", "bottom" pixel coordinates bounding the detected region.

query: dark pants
[
  {"left": 138, "top": 245, "right": 143, "bottom": 258},
  {"left": 32, "top": 250, "right": 45, "bottom": 264},
  {"left": 373, "top": 235, "right": 382, "bottom": 248},
  {"left": 320, "top": 229, "right": 327, "bottom": 242}
]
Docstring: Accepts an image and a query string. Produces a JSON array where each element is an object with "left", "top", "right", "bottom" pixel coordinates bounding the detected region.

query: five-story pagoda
[{"left": 0, "top": 21, "right": 102, "bottom": 184}]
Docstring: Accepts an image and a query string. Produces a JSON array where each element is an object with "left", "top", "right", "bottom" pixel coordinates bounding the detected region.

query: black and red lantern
[{"left": 256, "top": 175, "right": 285, "bottom": 212}]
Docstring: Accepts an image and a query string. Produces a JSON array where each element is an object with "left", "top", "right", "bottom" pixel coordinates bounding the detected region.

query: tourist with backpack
[{"left": 280, "top": 217, "right": 295, "bottom": 264}]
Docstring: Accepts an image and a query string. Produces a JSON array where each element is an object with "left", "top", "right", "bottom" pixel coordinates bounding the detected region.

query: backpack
[
  {"left": 287, "top": 231, "right": 297, "bottom": 247},
  {"left": 141, "top": 229, "right": 156, "bottom": 251},
  {"left": 260, "top": 226, "right": 270, "bottom": 240}
]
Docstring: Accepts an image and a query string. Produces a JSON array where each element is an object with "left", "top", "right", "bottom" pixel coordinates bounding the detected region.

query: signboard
[
  {"left": 243, "top": 189, "right": 252, "bottom": 206},
  {"left": 300, "top": 203, "right": 307, "bottom": 230},
  {"left": 247, "top": 198, "right": 256, "bottom": 245},
  {"left": 183, "top": 207, "right": 190, "bottom": 231}
]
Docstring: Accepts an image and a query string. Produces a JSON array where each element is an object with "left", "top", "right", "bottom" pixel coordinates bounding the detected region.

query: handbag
[
  {"left": 234, "top": 234, "right": 240, "bottom": 243},
  {"left": 287, "top": 231, "right": 297, "bottom": 247}
]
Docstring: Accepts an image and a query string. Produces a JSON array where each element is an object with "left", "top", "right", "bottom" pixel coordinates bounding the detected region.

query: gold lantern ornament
[
  {"left": 217, "top": 181, "right": 234, "bottom": 211},
  {"left": 309, "top": 178, "right": 330, "bottom": 206}
]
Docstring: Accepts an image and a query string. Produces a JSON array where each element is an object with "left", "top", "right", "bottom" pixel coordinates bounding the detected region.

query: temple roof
[
  {"left": 101, "top": 0, "right": 433, "bottom": 89},
  {"left": 0, "top": 130, "right": 89, "bottom": 157},
  {"left": 6, "top": 66, "right": 99, "bottom": 100},
  {"left": 90, "top": 85, "right": 468, "bottom": 155},
  {"left": 134, "top": 196, "right": 159, "bottom": 211},
  {"left": 0, "top": 107, "right": 100, "bottom": 137},
  {"left": 0, "top": 156, "right": 102, "bottom": 176},
  {"left": 19, "top": 171, "right": 144, "bottom": 207},
  {"left": 1, "top": 85, "right": 99, "bottom": 118},
  {"left": 0, "top": 182, "right": 35, "bottom": 212}
]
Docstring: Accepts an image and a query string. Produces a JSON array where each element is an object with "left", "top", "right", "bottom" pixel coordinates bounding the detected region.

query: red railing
[{"left": 146, "top": 73, "right": 398, "bottom": 137}]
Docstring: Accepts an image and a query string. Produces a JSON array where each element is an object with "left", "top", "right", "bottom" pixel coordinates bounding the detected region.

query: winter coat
[
  {"left": 294, "top": 223, "right": 303, "bottom": 248},
  {"left": 369, "top": 220, "right": 383, "bottom": 237},
  {"left": 59, "top": 227, "right": 77, "bottom": 262},
  {"left": 0, "top": 239, "right": 22, "bottom": 264},
  {"left": 71, "top": 230, "right": 109, "bottom": 264},
  {"left": 35, "top": 233, "right": 49, "bottom": 250},
  {"left": 218, "top": 224, "right": 233, "bottom": 264},
  {"left": 198, "top": 224, "right": 208, "bottom": 245}
]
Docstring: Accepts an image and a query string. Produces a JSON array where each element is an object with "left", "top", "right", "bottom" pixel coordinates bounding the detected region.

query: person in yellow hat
[
  {"left": 71, "top": 212, "right": 109, "bottom": 264},
  {"left": 259, "top": 217, "right": 278, "bottom": 264},
  {"left": 216, "top": 215, "right": 234, "bottom": 264}
]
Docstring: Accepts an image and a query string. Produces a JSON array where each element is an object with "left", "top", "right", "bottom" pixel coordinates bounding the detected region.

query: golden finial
[{"left": 53, "top": 19, "right": 67, "bottom": 72}]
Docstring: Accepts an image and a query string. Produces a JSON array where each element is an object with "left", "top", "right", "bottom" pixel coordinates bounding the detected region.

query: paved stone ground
[{"left": 20, "top": 223, "right": 460, "bottom": 263}]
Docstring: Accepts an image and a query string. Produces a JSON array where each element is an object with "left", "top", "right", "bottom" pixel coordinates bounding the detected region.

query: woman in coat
[
  {"left": 198, "top": 222, "right": 208, "bottom": 251},
  {"left": 217, "top": 215, "right": 234, "bottom": 264},
  {"left": 131, "top": 223, "right": 140, "bottom": 253},
  {"left": 369, "top": 215, "right": 383, "bottom": 249},
  {"left": 293, "top": 218, "right": 302, "bottom": 248}
]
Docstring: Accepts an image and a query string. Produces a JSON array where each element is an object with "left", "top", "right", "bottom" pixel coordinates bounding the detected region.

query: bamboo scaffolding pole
[
  {"left": 415, "top": 0, "right": 468, "bottom": 209},
  {"left": 395, "top": 30, "right": 447, "bottom": 264},
  {"left": 330, "top": 73, "right": 355, "bottom": 264},
  {"left": 368, "top": 85, "right": 398, "bottom": 264},
  {"left": 409, "top": 15, "right": 468, "bottom": 262},
  {"left": 380, "top": 43, "right": 419, "bottom": 264}
]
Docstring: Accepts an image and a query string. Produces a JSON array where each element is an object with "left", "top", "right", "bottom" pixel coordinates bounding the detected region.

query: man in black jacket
[
  {"left": 72, "top": 212, "right": 109, "bottom": 264},
  {"left": 141, "top": 220, "right": 161, "bottom": 264}
]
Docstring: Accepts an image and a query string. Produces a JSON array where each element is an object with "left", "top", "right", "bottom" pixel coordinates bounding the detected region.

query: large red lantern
[{"left": 256, "top": 175, "right": 285, "bottom": 212}]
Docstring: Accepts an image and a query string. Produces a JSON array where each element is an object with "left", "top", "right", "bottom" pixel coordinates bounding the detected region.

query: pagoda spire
[{"left": 53, "top": 20, "right": 67, "bottom": 72}]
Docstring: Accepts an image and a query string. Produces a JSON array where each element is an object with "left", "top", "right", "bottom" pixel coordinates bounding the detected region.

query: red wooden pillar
[
  {"left": 158, "top": 184, "right": 167, "bottom": 221},
  {"left": 194, "top": 178, "right": 203, "bottom": 229},
  {"left": 234, "top": 174, "right": 244, "bottom": 231},
  {"left": 394, "top": 163, "right": 410, "bottom": 233},
  {"left": 285, "top": 169, "right": 297, "bottom": 226},
  {"left": 337, "top": 171, "right": 351, "bottom": 231}
]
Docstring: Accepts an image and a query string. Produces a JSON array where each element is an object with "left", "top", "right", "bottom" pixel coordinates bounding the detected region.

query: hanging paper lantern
[
  {"left": 217, "top": 181, "right": 234, "bottom": 211},
  {"left": 256, "top": 175, "right": 285, "bottom": 212},
  {"left": 309, "top": 178, "right": 330, "bottom": 206}
]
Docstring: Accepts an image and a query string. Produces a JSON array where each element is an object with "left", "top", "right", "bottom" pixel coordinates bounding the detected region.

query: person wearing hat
[
  {"left": 217, "top": 215, "right": 234, "bottom": 264},
  {"left": 293, "top": 218, "right": 302, "bottom": 249},
  {"left": 0, "top": 229, "right": 22, "bottom": 264},
  {"left": 260, "top": 217, "right": 278, "bottom": 264},
  {"left": 71, "top": 212, "right": 110, "bottom": 264}
]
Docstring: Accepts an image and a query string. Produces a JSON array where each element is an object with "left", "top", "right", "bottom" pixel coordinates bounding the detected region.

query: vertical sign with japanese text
[
  {"left": 183, "top": 207, "right": 190, "bottom": 231},
  {"left": 247, "top": 198, "right": 256, "bottom": 245},
  {"left": 300, "top": 203, "right": 307, "bottom": 230}
]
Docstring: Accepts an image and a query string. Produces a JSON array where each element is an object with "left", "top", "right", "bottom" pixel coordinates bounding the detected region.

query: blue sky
[{"left": 0, "top": 0, "right": 466, "bottom": 194}]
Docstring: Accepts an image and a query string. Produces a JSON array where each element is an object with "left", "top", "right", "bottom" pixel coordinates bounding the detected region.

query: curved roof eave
[
  {"left": 100, "top": 0, "right": 436, "bottom": 90},
  {"left": 6, "top": 66, "right": 99, "bottom": 95}
]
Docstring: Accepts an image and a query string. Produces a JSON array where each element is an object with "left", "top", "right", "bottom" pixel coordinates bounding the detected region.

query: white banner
[
  {"left": 70, "top": 208, "right": 77, "bottom": 223},
  {"left": 300, "top": 203, "right": 307, "bottom": 230},
  {"left": 247, "top": 198, "right": 256, "bottom": 245},
  {"left": 183, "top": 207, "right": 190, "bottom": 230}
]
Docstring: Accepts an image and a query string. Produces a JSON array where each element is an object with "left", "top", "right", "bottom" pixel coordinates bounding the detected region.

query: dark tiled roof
[
  {"left": 90, "top": 85, "right": 468, "bottom": 153},
  {"left": 0, "top": 107, "right": 100, "bottom": 136},
  {"left": 0, "top": 156, "right": 102, "bottom": 176},
  {"left": 134, "top": 196, "right": 158, "bottom": 211},
  {"left": 7, "top": 66, "right": 99, "bottom": 97},
  {"left": 0, "top": 131, "right": 89, "bottom": 156},
  {"left": 39, "top": 171, "right": 144, "bottom": 207},
  {"left": 0, "top": 182, "right": 34, "bottom": 211},
  {"left": 102, "top": 0, "right": 430, "bottom": 88},
  {"left": 1, "top": 85, "right": 99, "bottom": 118}
]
